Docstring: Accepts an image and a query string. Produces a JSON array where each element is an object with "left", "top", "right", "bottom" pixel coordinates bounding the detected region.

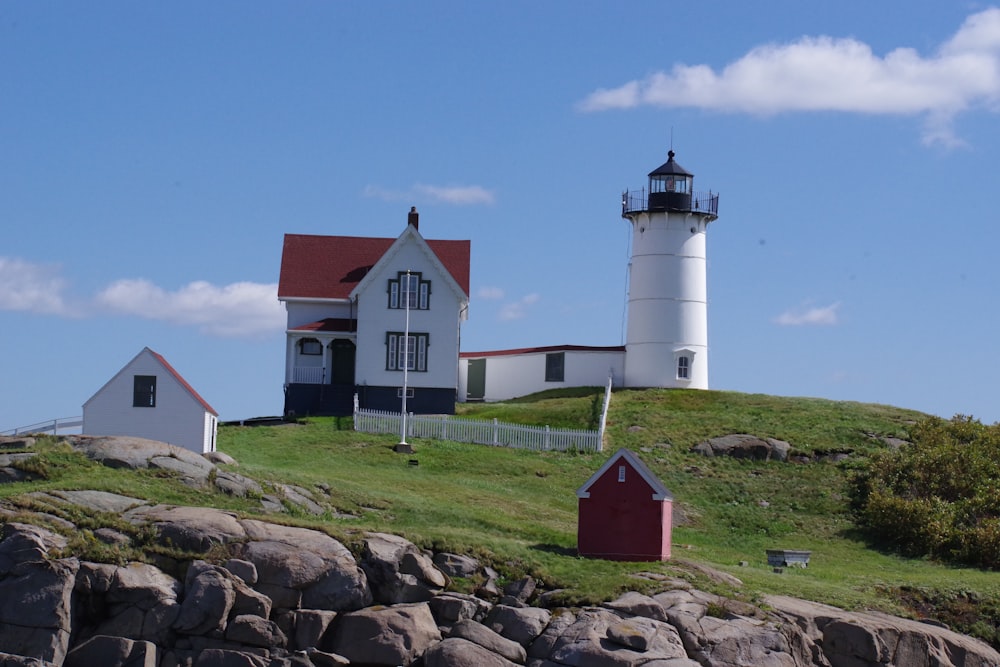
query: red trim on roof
[
  {"left": 577, "top": 448, "right": 672, "bottom": 500},
  {"left": 278, "top": 233, "right": 470, "bottom": 300},
  {"left": 460, "top": 344, "right": 625, "bottom": 359},
  {"left": 148, "top": 349, "right": 218, "bottom": 416},
  {"left": 290, "top": 318, "right": 357, "bottom": 333}
]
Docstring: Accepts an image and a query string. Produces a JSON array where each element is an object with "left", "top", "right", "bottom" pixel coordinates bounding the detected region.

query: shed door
[{"left": 467, "top": 359, "right": 486, "bottom": 401}]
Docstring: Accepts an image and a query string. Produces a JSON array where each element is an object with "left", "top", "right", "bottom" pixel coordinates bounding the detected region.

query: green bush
[{"left": 852, "top": 415, "right": 1000, "bottom": 567}]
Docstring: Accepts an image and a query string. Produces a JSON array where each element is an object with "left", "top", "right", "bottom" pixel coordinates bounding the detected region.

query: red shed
[{"left": 576, "top": 448, "right": 673, "bottom": 561}]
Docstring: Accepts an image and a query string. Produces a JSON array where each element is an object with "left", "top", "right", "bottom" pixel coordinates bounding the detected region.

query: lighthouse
[{"left": 621, "top": 150, "right": 719, "bottom": 389}]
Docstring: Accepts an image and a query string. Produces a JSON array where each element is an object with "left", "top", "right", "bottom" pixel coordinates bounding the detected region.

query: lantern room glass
[{"left": 650, "top": 174, "right": 691, "bottom": 195}]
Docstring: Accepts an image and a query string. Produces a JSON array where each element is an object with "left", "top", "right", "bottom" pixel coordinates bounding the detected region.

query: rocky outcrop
[
  {"left": 1, "top": 436, "right": 999, "bottom": 666},
  {"left": 1, "top": 436, "right": 329, "bottom": 516},
  {"left": 2, "top": 496, "right": 1000, "bottom": 667},
  {"left": 359, "top": 532, "right": 447, "bottom": 604},
  {"left": 692, "top": 434, "right": 792, "bottom": 461},
  {"left": 767, "top": 595, "right": 1000, "bottom": 667}
]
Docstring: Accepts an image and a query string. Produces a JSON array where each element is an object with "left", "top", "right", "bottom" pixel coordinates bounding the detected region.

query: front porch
[{"left": 284, "top": 322, "right": 358, "bottom": 416}]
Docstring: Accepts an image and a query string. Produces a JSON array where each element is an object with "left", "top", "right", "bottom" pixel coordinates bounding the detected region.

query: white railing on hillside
[
  {"left": 597, "top": 373, "right": 612, "bottom": 446},
  {"left": 353, "top": 374, "right": 614, "bottom": 453},
  {"left": 354, "top": 408, "right": 602, "bottom": 452},
  {"left": 1, "top": 416, "right": 83, "bottom": 436}
]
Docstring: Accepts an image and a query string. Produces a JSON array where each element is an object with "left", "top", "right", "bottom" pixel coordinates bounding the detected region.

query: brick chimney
[{"left": 407, "top": 206, "right": 419, "bottom": 230}]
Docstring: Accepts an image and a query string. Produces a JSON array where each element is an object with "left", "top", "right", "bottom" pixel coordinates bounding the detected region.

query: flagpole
[{"left": 396, "top": 270, "right": 413, "bottom": 453}]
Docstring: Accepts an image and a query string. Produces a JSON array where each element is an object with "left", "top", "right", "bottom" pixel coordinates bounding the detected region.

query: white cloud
[
  {"left": 0, "top": 257, "right": 76, "bottom": 316},
  {"left": 498, "top": 293, "right": 541, "bottom": 321},
  {"left": 578, "top": 8, "right": 1000, "bottom": 146},
  {"left": 774, "top": 302, "right": 841, "bottom": 326},
  {"left": 414, "top": 184, "right": 495, "bottom": 205},
  {"left": 363, "top": 183, "right": 496, "bottom": 205},
  {"left": 477, "top": 286, "right": 505, "bottom": 300},
  {"left": 362, "top": 185, "right": 406, "bottom": 202},
  {"left": 1, "top": 256, "right": 283, "bottom": 338},
  {"left": 95, "top": 279, "right": 284, "bottom": 338}
]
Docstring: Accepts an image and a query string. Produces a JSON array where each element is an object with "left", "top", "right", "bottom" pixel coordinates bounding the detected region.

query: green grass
[
  {"left": 221, "top": 389, "right": 1000, "bottom": 619},
  {"left": 4, "top": 388, "right": 1000, "bottom": 643}
]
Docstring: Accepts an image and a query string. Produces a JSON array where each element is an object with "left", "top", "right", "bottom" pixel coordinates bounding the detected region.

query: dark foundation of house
[{"left": 284, "top": 384, "right": 456, "bottom": 417}]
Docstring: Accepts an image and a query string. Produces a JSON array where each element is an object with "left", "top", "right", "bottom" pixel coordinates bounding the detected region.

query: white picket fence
[
  {"left": 354, "top": 408, "right": 602, "bottom": 452},
  {"left": 353, "top": 375, "right": 612, "bottom": 452},
  {"left": 1, "top": 416, "right": 83, "bottom": 436}
]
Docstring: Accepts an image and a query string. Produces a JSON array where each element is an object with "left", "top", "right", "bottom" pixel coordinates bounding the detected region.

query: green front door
[
  {"left": 467, "top": 358, "right": 486, "bottom": 401},
  {"left": 330, "top": 340, "right": 356, "bottom": 385}
]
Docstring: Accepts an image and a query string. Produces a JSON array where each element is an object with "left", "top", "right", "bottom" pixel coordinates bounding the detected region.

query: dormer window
[{"left": 388, "top": 272, "right": 430, "bottom": 310}]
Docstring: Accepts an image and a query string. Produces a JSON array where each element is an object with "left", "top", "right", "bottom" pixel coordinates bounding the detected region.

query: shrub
[{"left": 852, "top": 415, "right": 1000, "bottom": 567}]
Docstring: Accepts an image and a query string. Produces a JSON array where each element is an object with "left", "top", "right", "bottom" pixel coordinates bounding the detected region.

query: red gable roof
[
  {"left": 148, "top": 348, "right": 218, "bottom": 416},
  {"left": 289, "top": 318, "right": 357, "bottom": 333},
  {"left": 278, "top": 233, "right": 471, "bottom": 300},
  {"left": 460, "top": 344, "right": 625, "bottom": 359},
  {"left": 577, "top": 448, "right": 672, "bottom": 500}
]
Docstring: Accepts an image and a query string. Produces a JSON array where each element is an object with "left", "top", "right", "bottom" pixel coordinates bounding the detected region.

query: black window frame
[
  {"left": 299, "top": 338, "right": 323, "bottom": 355},
  {"left": 385, "top": 332, "right": 429, "bottom": 372},
  {"left": 133, "top": 375, "right": 157, "bottom": 408},
  {"left": 545, "top": 352, "right": 565, "bottom": 382},
  {"left": 387, "top": 272, "right": 431, "bottom": 310}
]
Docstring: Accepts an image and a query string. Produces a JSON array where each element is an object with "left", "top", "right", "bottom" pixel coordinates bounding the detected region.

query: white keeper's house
[
  {"left": 278, "top": 207, "right": 470, "bottom": 416},
  {"left": 278, "top": 150, "right": 717, "bottom": 415}
]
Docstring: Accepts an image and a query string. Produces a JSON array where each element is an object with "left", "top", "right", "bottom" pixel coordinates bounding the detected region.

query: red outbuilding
[{"left": 576, "top": 448, "right": 673, "bottom": 561}]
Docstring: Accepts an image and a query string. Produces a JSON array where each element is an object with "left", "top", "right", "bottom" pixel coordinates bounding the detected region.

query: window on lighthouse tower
[{"left": 677, "top": 356, "right": 690, "bottom": 380}]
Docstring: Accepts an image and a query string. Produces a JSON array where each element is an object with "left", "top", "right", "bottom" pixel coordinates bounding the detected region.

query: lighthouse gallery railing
[{"left": 622, "top": 189, "right": 719, "bottom": 216}]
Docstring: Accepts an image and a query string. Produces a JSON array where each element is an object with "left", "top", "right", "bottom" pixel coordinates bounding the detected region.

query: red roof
[
  {"left": 460, "top": 344, "right": 625, "bottom": 359},
  {"left": 278, "top": 233, "right": 471, "bottom": 300},
  {"left": 148, "top": 349, "right": 218, "bottom": 416},
  {"left": 290, "top": 318, "right": 357, "bottom": 333}
]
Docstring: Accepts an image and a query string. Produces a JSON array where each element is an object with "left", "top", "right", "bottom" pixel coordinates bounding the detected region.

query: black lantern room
[{"left": 647, "top": 150, "right": 693, "bottom": 212}]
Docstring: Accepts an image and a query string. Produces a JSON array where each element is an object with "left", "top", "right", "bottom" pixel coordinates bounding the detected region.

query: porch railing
[{"left": 292, "top": 367, "right": 325, "bottom": 384}]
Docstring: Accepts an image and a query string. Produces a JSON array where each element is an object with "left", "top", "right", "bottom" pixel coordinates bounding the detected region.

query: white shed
[{"left": 82, "top": 347, "right": 218, "bottom": 454}]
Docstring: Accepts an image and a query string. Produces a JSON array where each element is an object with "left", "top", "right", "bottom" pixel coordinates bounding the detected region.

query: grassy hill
[
  {"left": 5, "top": 387, "right": 1000, "bottom": 644},
  {"left": 222, "top": 389, "right": 1000, "bottom": 635}
]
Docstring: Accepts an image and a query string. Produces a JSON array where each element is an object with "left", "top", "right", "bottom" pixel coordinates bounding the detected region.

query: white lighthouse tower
[{"left": 621, "top": 150, "right": 719, "bottom": 389}]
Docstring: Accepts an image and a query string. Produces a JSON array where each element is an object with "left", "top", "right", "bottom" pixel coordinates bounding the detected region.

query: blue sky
[{"left": 3, "top": 2, "right": 1000, "bottom": 429}]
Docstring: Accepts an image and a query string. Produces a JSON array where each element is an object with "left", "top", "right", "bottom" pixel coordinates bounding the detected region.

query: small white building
[{"left": 82, "top": 347, "right": 219, "bottom": 454}]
